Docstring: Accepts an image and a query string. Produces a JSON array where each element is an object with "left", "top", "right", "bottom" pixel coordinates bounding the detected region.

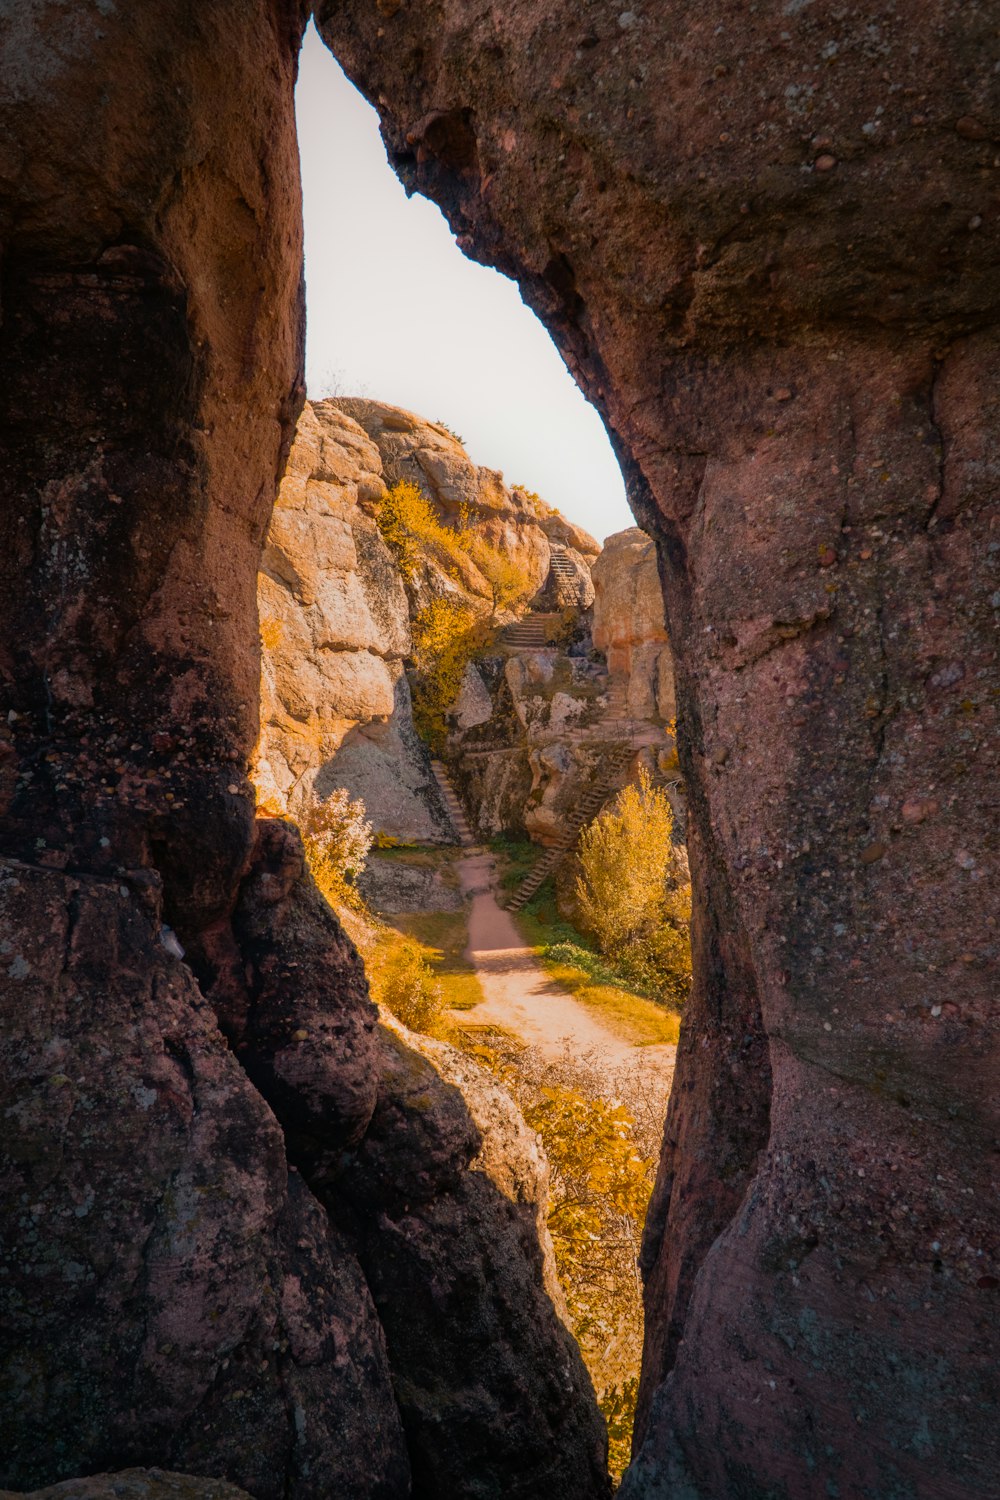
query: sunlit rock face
[
  {"left": 255, "top": 398, "right": 456, "bottom": 843},
  {"left": 333, "top": 397, "right": 600, "bottom": 610},
  {"left": 592, "top": 529, "right": 675, "bottom": 725},
  {"left": 0, "top": 6, "right": 610, "bottom": 1497},
  {"left": 317, "top": 4, "right": 1000, "bottom": 1497}
]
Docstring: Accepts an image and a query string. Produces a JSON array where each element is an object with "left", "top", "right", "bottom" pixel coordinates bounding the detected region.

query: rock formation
[
  {"left": 255, "top": 396, "right": 603, "bottom": 848},
  {"left": 0, "top": 10, "right": 607, "bottom": 1498},
  {"left": 2, "top": 3, "right": 998, "bottom": 1499},
  {"left": 445, "top": 534, "right": 678, "bottom": 849},
  {"left": 333, "top": 397, "right": 599, "bottom": 611},
  {"left": 592, "top": 530, "right": 675, "bottom": 727},
  {"left": 0, "top": 1474, "right": 253, "bottom": 1500},
  {"left": 256, "top": 398, "right": 455, "bottom": 843},
  {"left": 311, "top": 6, "right": 1000, "bottom": 1498}
]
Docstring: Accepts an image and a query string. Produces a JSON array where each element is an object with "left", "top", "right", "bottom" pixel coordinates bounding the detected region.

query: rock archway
[{"left": 1, "top": 4, "right": 996, "bottom": 1498}]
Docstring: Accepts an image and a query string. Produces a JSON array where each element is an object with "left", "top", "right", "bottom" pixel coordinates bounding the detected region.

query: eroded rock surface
[
  {"left": 0, "top": 7, "right": 610, "bottom": 1497},
  {"left": 315, "top": 6, "right": 1000, "bottom": 1497},
  {"left": 256, "top": 399, "right": 455, "bottom": 843},
  {"left": 334, "top": 397, "right": 599, "bottom": 609},
  {"left": 592, "top": 530, "right": 675, "bottom": 726}
]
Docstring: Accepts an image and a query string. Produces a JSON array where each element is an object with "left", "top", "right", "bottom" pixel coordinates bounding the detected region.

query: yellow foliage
[
  {"left": 462, "top": 1031, "right": 656, "bottom": 1482},
  {"left": 410, "top": 597, "right": 491, "bottom": 751},
  {"left": 375, "top": 480, "right": 462, "bottom": 582},
  {"left": 367, "top": 933, "right": 444, "bottom": 1034},
  {"left": 576, "top": 768, "right": 692, "bottom": 1005},
  {"left": 300, "top": 788, "right": 373, "bottom": 908},
  {"left": 375, "top": 479, "right": 534, "bottom": 613},
  {"left": 259, "top": 616, "right": 284, "bottom": 652}
]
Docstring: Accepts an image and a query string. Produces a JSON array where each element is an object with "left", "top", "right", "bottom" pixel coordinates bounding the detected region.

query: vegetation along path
[{"left": 456, "top": 849, "right": 676, "bottom": 1087}]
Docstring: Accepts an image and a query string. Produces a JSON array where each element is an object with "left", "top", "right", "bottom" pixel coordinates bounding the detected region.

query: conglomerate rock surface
[
  {"left": 0, "top": 6, "right": 608, "bottom": 1498},
  {"left": 0, "top": 1473, "right": 253, "bottom": 1500},
  {"left": 315, "top": 4, "right": 1000, "bottom": 1498}
]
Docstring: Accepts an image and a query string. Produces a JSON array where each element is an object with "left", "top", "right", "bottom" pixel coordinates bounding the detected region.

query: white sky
[{"left": 294, "top": 22, "right": 633, "bottom": 544}]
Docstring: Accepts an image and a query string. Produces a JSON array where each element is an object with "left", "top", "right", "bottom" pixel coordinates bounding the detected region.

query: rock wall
[
  {"left": 315, "top": 6, "right": 1000, "bottom": 1499},
  {"left": 592, "top": 530, "right": 675, "bottom": 726},
  {"left": 255, "top": 398, "right": 455, "bottom": 843},
  {"left": 333, "top": 397, "right": 599, "bottom": 611},
  {"left": 447, "top": 531, "right": 677, "bottom": 848},
  {"left": 0, "top": 9, "right": 609, "bottom": 1498}
]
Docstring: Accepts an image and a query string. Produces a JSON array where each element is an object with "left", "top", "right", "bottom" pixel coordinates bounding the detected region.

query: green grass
[
  {"left": 514, "top": 888, "right": 681, "bottom": 1048},
  {"left": 488, "top": 834, "right": 542, "bottom": 891},
  {"left": 387, "top": 909, "right": 484, "bottom": 1011}
]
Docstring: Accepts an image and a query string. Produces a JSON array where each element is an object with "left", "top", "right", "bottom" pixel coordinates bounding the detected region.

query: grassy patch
[
  {"left": 488, "top": 834, "right": 542, "bottom": 892},
  {"left": 514, "top": 891, "right": 681, "bottom": 1048},
  {"left": 388, "top": 909, "right": 484, "bottom": 1012}
]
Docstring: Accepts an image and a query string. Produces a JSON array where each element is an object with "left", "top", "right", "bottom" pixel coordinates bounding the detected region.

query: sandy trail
[{"left": 456, "top": 851, "right": 676, "bottom": 1084}]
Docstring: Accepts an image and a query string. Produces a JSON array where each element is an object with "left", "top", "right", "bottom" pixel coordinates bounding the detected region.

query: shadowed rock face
[
  {"left": 316, "top": 4, "right": 1000, "bottom": 1497},
  {"left": 0, "top": 5, "right": 608, "bottom": 1498}
]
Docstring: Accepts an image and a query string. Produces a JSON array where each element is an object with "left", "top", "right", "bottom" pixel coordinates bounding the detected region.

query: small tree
[
  {"left": 575, "top": 768, "right": 691, "bottom": 1004},
  {"left": 300, "top": 788, "right": 373, "bottom": 907}
]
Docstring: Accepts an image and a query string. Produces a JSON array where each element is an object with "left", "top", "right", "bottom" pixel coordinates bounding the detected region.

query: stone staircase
[
  {"left": 505, "top": 740, "right": 636, "bottom": 912},
  {"left": 430, "top": 759, "right": 477, "bottom": 847},
  {"left": 500, "top": 612, "right": 558, "bottom": 648}
]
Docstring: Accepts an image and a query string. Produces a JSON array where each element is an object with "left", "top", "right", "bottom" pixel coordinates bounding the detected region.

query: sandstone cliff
[
  {"left": 333, "top": 397, "right": 599, "bottom": 612},
  {"left": 592, "top": 529, "right": 675, "bottom": 727},
  {"left": 255, "top": 399, "right": 456, "bottom": 843},
  {"left": 255, "top": 397, "right": 604, "bottom": 847},
  {"left": 445, "top": 530, "right": 678, "bottom": 849}
]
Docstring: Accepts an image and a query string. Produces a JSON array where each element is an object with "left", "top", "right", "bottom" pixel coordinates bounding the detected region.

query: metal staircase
[{"left": 505, "top": 739, "right": 636, "bottom": 912}]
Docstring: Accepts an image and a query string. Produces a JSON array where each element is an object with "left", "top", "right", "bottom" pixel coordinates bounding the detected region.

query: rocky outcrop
[
  {"left": 0, "top": 856, "right": 409, "bottom": 1499},
  {"left": 315, "top": 8, "right": 1000, "bottom": 1499},
  {"left": 256, "top": 399, "right": 455, "bottom": 843},
  {"left": 328, "top": 1019, "right": 608, "bottom": 1500},
  {"left": 333, "top": 398, "right": 599, "bottom": 610},
  {"left": 592, "top": 530, "right": 675, "bottom": 726},
  {"left": 446, "top": 532, "right": 678, "bottom": 848},
  {"left": 0, "top": 10, "right": 609, "bottom": 1497}
]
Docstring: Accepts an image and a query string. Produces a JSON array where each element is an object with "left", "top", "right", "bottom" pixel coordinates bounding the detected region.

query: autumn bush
[
  {"left": 298, "top": 791, "right": 445, "bottom": 1035},
  {"left": 366, "top": 934, "right": 444, "bottom": 1034},
  {"left": 299, "top": 787, "right": 373, "bottom": 907},
  {"left": 458, "top": 1029, "right": 663, "bottom": 1482},
  {"left": 576, "top": 767, "right": 692, "bottom": 1006},
  {"left": 376, "top": 479, "right": 534, "bottom": 612},
  {"left": 409, "top": 596, "right": 492, "bottom": 751}
]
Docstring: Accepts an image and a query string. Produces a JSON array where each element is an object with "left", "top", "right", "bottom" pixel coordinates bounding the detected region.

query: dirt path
[{"left": 456, "top": 851, "right": 676, "bottom": 1085}]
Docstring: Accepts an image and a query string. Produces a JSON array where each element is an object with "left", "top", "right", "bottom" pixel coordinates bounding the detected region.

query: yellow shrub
[
  {"left": 300, "top": 788, "right": 373, "bottom": 908},
  {"left": 576, "top": 768, "right": 692, "bottom": 1005},
  {"left": 410, "top": 597, "right": 491, "bottom": 751},
  {"left": 376, "top": 479, "right": 534, "bottom": 614},
  {"left": 367, "top": 934, "right": 443, "bottom": 1034}
]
